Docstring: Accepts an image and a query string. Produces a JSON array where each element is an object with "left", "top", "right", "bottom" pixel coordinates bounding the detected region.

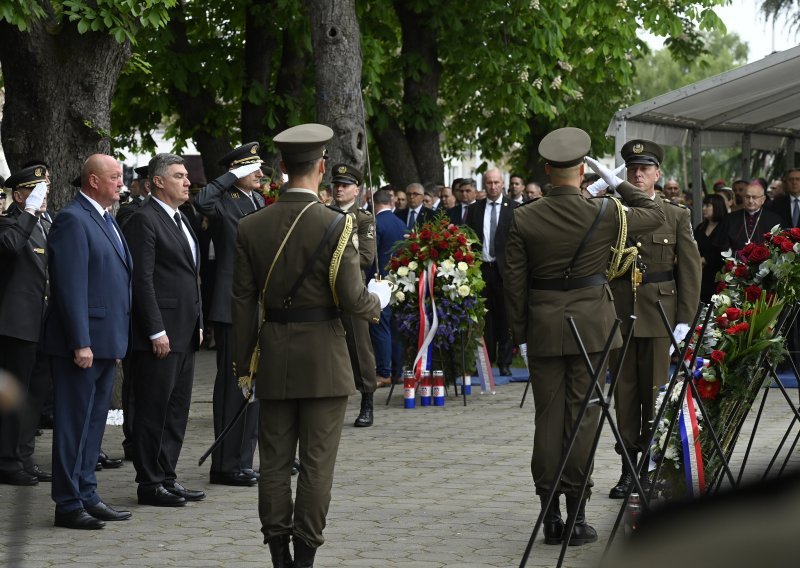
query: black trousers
[
  {"left": 19, "top": 352, "right": 51, "bottom": 470},
  {"left": 131, "top": 349, "right": 195, "bottom": 486},
  {"left": 211, "top": 323, "right": 259, "bottom": 474},
  {"left": 0, "top": 336, "right": 38, "bottom": 474},
  {"left": 120, "top": 356, "right": 135, "bottom": 459},
  {"left": 480, "top": 262, "right": 513, "bottom": 367}
]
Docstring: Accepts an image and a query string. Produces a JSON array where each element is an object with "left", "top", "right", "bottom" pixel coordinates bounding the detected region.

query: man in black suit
[
  {"left": 767, "top": 168, "right": 800, "bottom": 229},
  {"left": 195, "top": 142, "right": 265, "bottom": 487},
  {"left": 395, "top": 182, "right": 435, "bottom": 229},
  {"left": 0, "top": 166, "right": 52, "bottom": 486},
  {"left": 716, "top": 181, "right": 782, "bottom": 253},
  {"left": 466, "top": 168, "right": 516, "bottom": 375},
  {"left": 122, "top": 153, "right": 205, "bottom": 507},
  {"left": 448, "top": 178, "right": 476, "bottom": 226},
  {"left": 116, "top": 165, "right": 151, "bottom": 229}
]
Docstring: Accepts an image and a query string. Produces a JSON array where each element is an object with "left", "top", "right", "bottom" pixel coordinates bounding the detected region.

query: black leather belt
[
  {"left": 530, "top": 274, "right": 608, "bottom": 291},
  {"left": 641, "top": 270, "right": 674, "bottom": 284},
  {"left": 263, "top": 307, "right": 339, "bottom": 323}
]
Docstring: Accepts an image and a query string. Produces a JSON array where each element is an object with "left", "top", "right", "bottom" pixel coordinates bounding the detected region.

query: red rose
[
  {"left": 443, "top": 231, "right": 451, "bottom": 239},
  {"left": 725, "top": 307, "right": 743, "bottom": 321},
  {"left": 269, "top": 182, "right": 278, "bottom": 190},
  {"left": 740, "top": 243, "right": 755, "bottom": 258},
  {"left": 454, "top": 250, "right": 464, "bottom": 261},
  {"left": 715, "top": 281, "right": 728, "bottom": 293},
  {"left": 401, "top": 256, "right": 410, "bottom": 266},
  {"left": 419, "top": 229, "right": 432, "bottom": 241},
  {"left": 465, "top": 253, "right": 474, "bottom": 264},
  {"left": 457, "top": 235, "right": 467, "bottom": 245},
  {"left": 774, "top": 236, "right": 794, "bottom": 253},
  {"left": 418, "top": 251, "right": 428, "bottom": 261},
  {"left": 429, "top": 248, "right": 439, "bottom": 260},
  {"left": 448, "top": 224, "right": 457, "bottom": 232},
  {"left": 748, "top": 245, "right": 770, "bottom": 263},
  {"left": 710, "top": 350, "right": 726, "bottom": 365},
  {"left": 696, "top": 378, "right": 721, "bottom": 401},
  {"left": 726, "top": 322, "right": 750, "bottom": 336},
  {"left": 390, "top": 259, "right": 400, "bottom": 270},
  {"left": 722, "top": 260, "right": 735, "bottom": 273},
  {"left": 408, "top": 232, "right": 417, "bottom": 240},
  {"left": 715, "top": 315, "right": 730, "bottom": 328},
  {"left": 684, "top": 347, "right": 693, "bottom": 361},
  {"left": 788, "top": 228, "right": 800, "bottom": 242},
  {"left": 410, "top": 242, "right": 420, "bottom": 254},
  {"left": 733, "top": 265, "right": 748, "bottom": 278},
  {"left": 744, "top": 285, "right": 762, "bottom": 302},
  {"left": 438, "top": 240, "right": 449, "bottom": 250}
]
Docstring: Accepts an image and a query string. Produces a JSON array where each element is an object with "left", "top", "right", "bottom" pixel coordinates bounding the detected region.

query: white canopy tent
[{"left": 606, "top": 45, "right": 800, "bottom": 222}]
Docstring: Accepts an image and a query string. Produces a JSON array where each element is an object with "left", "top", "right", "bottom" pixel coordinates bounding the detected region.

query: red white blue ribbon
[
  {"left": 679, "top": 384, "right": 705, "bottom": 498},
  {"left": 413, "top": 263, "right": 438, "bottom": 379}
]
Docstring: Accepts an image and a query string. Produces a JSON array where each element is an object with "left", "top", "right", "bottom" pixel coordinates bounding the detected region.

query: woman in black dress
[{"left": 694, "top": 193, "right": 728, "bottom": 302}]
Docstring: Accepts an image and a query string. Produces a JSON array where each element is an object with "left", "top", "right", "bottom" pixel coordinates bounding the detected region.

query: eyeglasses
[{"left": 408, "top": 192, "right": 424, "bottom": 197}]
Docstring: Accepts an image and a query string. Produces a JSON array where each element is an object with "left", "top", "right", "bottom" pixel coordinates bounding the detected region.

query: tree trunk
[
  {"left": 304, "top": 0, "right": 365, "bottom": 179},
  {"left": 241, "top": 0, "right": 280, "bottom": 147},
  {"left": 521, "top": 117, "right": 550, "bottom": 186},
  {"left": 394, "top": 3, "right": 444, "bottom": 187},
  {"left": 370, "top": 110, "right": 419, "bottom": 190},
  {"left": 0, "top": 19, "right": 130, "bottom": 211}
]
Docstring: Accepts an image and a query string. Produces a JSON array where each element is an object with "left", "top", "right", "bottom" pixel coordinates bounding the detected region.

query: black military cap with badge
[
  {"left": 331, "top": 164, "right": 362, "bottom": 187},
  {"left": 219, "top": 141, "right": 264, "bottom": 169},
  {"left": 5, "top": 165, "right": 49, "bottom": 191},
  {"left": 620, "top": 139, "right": 663, "bottom": 167}
]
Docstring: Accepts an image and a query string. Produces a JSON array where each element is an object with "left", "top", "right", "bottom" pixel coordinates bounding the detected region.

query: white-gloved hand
[
  {"left": 25, "top": 182, "right": 47, "bottom": 211},
  {"left": 584, "top": 164, "right": 625, "bottom": 197},
  {"left": 669, "top": 322, "right": 691, "bottom": 356},
  {"left": 584, "top": 157, "right": 623, "bottom": 191},
  {"left": 242, "top": 384, "right": 256, "bottom": 403},
  {"left": 367, "top": 279, "right": 391, "bottom": 309},
  {"left": 231, "top": 163, "right": 262, "bottom": 179}
]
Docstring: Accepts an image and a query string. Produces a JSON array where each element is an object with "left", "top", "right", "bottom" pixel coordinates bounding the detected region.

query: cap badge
[
  {"left": 338, "top": 166, "right": 347, "bottom": 174},
  {"left": 632, "top": 143, "right": 644, "bottom": 154},
  {"left": 35, "top": 167, "right": 43, "bottom": 177},
  {"left": 250, "top": 145, "right": 258, "bottom": 154}
]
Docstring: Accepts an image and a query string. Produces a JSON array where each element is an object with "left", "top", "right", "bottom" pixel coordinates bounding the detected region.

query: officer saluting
[
  {"left": 608, "top": 139, "right": 701, "bottom": 499},
  {"left": 330, "top": 163, "right": 380, "bottom": 427},
  {"left": 504, "top": 128, "right": 665, "bottom": 546},
  {"left": 231, "top": 124, "right": 389, "bottom": 567}
]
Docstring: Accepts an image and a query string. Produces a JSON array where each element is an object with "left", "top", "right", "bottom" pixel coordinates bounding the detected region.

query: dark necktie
[
  {"left": 104, "top": 212, "right": 124, "bottom": 256},
  {"left": 251, "top": 194, "right": 260, "bottom": 211},
  {"left": 462, "top": 205, "right": 468, "bottom": 223},
  {"left": 489, "top": 201, "right": 498, "bottom": 257},
  {"left": 792, "top": 197, "right": 800, "bottom": 227},
  {"left": 408, "top": 209, "right": 417, "bottom": 228}
]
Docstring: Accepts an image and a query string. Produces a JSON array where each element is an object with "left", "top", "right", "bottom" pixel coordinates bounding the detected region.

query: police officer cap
[
  {"left": 331, "top": 163, "right": 362, "bottom": 186},
  {"left": 4, "top": 165, "right": 48, "bottom": 190},
  {"left": 134, "top": 165, "right": 149, "bottom": 179},
  {"left": 621, "top": 139, "right": 663, "bottom": 167},
  {"left": 274, "top": 124, "right": 333, "bottom": 163},
  {"left": 538, "top": 127, "right": 591, "bottom": 168},
  {"left": 219, "top": 141, "right": 264, "bottom": 168}
]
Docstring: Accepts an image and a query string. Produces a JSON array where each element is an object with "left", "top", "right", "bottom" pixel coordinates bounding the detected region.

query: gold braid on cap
[
  {"left": 607, "top": 197, "right": 639, "bottom": 286},
  {"left": 329, "top": 214, "right": 353, "bottom": 306}
]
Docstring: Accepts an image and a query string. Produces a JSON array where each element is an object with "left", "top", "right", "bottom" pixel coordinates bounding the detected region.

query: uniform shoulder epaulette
[
  {"left": 665, "top": 200, "right": 688, "bottom": 208},
  {"left": 359, "top": 208, "right": 373, "bottom": 217},
  {"left": 326, "top": 204, "right": 346, "bottom": 214},
  {"left": 516, "top": 198, "right": 539, "bottom": 207}
]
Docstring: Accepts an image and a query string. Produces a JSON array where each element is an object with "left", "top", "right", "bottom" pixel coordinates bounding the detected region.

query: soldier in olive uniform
[
  {"left": 232, "top": 124, "right": 387, "bottom": 568},
  {"left": 504, "top": 128, "right": 665, "bottom": 545},
  {"left": 608, "top": 139, "right": 702, "bottom": 499},
  {"left": 195, "top": 142, "right": 266, "bottom": 487},
  {"left": 330, "top": 163, "right": 379, "bottom": 427}
]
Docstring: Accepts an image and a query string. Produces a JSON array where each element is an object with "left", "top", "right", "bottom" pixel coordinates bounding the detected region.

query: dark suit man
[
  {"left": 41, "top": 154, "right": 133, "bottom": 529},
  {"left": 447, "top": 178, "right": 476, "bottom": 226},
  {"left": 716, "top": 180, "right": 782, "bottom": 253},
  {"left": 767, "top": 168, "right": 800, "bottom": 229},
  {"left": 195, "top": 142, "right": 265, "bottom": 487},
  {"left": 0, "top": 166, "right": 51, "bottom": 486},
  {"left": 116, "top": 165, "right": 151, "bottom": 229},
  {"left": 609, "top": 139, "right": 702, "bottom": 500},
  {"left": 371, "top": 189, "right": 408, "bottom": 388},
  {"left": 465, "top": 168, "right": 516, "bottom": 375},
  {"left": 122, "top": 153, "right": 205, "bottom": 507},
  {"left": 395, "top": 182, "right": 435, "bottom": 229},
  {"left": 505, "top": 128, "right": 665, "bottom": 545},
  {"left": 232, "top": 124, "right": 386, "bottom": 567},
  {"left": 331, "top": 163, "right": 379, "bottom": 427}
]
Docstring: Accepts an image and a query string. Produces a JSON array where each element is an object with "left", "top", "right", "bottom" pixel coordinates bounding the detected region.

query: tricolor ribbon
[
  {"left": 678, "top": 383, "right": 705, "bottom": 498},
  {"left": 413, "top": 263, "right": 439, "bottom": 379}
]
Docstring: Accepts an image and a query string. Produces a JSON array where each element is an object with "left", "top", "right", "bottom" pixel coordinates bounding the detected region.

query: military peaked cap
[
  {"left": 331, "top": 163, "right": 362, "bottom": 186},
  {"left": 621, "top": 139, "right": 663, "bottom": 167},
  {"left": 134, "top": 165, "right": 149, "bottom": 179},
  {"left": 538, "top": 127, "right": 591, "bottom": 168},
  {"left": 273, "top": 124, "right": 333, "bottom": 163},
  {"left": 219, "top": 141, "right": 263, "bottom": 168},
  {"left": 4, "top": 165, "right": 48, "bottom": 190}
]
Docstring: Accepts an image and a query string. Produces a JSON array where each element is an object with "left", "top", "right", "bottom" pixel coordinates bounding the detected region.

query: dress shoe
[
  {"left": 609, "top": 455, "right": 637, "bottom": 499},
  {"left": 25, "top": 464, "right": 52, "bottom": 482},
  {"left": 499, "top": 366, "right": 512, "bottom": 376},
  {"left": 137, "top": 484, "right": 187, "bottom": 507},
  {"left": 565, "top": 496, "right": 598, "bottom": 546},
  {"left": 86, "top": 500, "right": 132, "bottom": 521},
  {"left": 242, "top": 468, "right": 261, "bottom": 481},
  {"left": 209, "top": 471, "right": 258, "bottom": 487},
  {"left": 164, "top": 481, "right": 206, "bottom": 502},
  {"left": 0, "top": 469, "right": 39, "bottom": 486},
  {"left": 375, "top": 376, "right": 392, "bottom": 388},
  {"left": 54, "top": 508, "right": 105, "bottom": 530},
  {"left": 97, "top": 451, "right": 123, "bottom": 469},
  {"left": 353, "top": 392, "right": 374, "bottom": 427}
]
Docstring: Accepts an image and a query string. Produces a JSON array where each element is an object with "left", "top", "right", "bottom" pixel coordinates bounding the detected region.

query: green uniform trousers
[
  {"left": 531, "top": 353, "right": 603, "bottom": 499},
  {"left": 258, "top": 396, "right": 348, "bottom": 548},
  {"left": 611, "top": 336, "right": 671, "bottom": 454}
]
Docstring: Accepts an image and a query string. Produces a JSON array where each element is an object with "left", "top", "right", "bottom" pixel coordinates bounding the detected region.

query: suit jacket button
[
  {"left": 636, "top": 242, "right": 642, "bottom": 247},
  {"left": 663, "top": 238, "right": 669, "bottom": 243}
]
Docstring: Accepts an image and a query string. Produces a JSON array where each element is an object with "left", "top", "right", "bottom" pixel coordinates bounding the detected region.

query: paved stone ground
[{"left": 2, "top": 350, "right": 798, "bottom": 567}]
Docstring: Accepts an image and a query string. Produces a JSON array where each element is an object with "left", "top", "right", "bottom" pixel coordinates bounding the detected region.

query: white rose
[
  {"left": 457, "top": 285, "right": 470, "bottom": 297},
  {"left": 397, "top": 266, "right": 409, "bottom": 277},
  {"left": 441, "top": 259, "right": 455, "bottom": 270},
  {"left": 408, "top": 261, "right": 418, "bottom": 270},
  {"left": 395, "top": 291, "right": 405, "bottom": 302},
  {"left": 457, "top": 261, "right": 468, "bottom": 272}
]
